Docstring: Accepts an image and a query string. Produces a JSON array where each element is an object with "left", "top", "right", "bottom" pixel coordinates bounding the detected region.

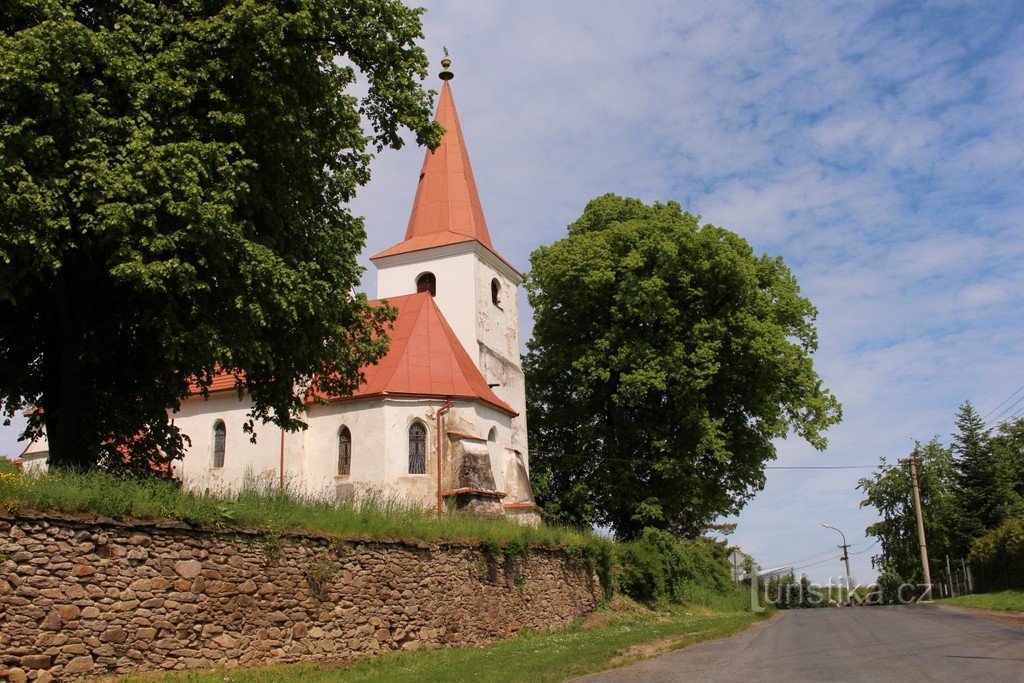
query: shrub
[
  {"left": 615, "top": 527, "right": 733, "bottom": 606},
  {"left": 969, "top": 516, "right": 1024, "bottom": 591}
]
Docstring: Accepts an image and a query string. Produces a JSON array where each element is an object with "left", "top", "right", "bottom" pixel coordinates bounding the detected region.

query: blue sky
[{"left": 3, "top": 1, "right": 1023, "bottom": 586}]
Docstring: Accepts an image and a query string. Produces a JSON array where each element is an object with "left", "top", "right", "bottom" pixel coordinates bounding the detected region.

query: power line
[
  {"left": 989, "top": 403, "right": 1024, "bottom": 430},
  {"left": 539, "top": 451, "right": 878, "bottom": 470},
  {"left": 981, "top": 382, "right": 1024, "bottom": 422},
  {"left": 984, "top": 393, "right": 1024, "bottom": 428},
  {"left": 848, "top": 539, "right": 879, "bottom": 555},
  {"left": 765, "top": 465, "right": 875, "bottom": 470},
  {"left": 760, "top": 536, "right": 874, "bottom": 571},
  {"left": 792, "top": 554, "right": 842, "bottom": 571}
]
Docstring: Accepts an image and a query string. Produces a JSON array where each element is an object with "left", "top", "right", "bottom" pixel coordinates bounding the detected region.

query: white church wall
[
  {"left": 375, "top": 246, "right": 480, "bottom": 365},
  {"left": 16, "top": 428, "right": 49, "bottom": 472},
  {"left": 471, "top": 402, "right": 515, "bottom": 494},
  {"left": 380, "top": 398, "right": 447, "bottom": 507},
  {"left": 302, "top": 398, "right": 387, "bottom": 496},
  {"left": 173, "top": 393, "right": 286, "bottom": 493},
  {"left": 474, "top": 253, "right": 522, "bottom": 364}
]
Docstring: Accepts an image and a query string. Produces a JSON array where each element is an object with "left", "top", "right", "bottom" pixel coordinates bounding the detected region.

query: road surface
[{"left": 580, "top": 605, "right": 1024, "bottom": 682}]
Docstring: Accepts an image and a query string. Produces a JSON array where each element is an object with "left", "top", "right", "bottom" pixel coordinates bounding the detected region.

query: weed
[
  {"left": 306, "top": 556, "right": 339, "bottom": 599},
  {"left": 262, "top": 531, "right": 282, "bottom": 559}
]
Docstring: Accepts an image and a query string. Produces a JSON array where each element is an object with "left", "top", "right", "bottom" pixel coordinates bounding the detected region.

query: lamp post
[{"left": 822, "top": 523, "right": 855, "bottom": 607}]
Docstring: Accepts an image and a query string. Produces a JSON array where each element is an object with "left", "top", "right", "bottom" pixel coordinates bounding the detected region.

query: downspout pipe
[{"left": 436, "top": 397, "right": 452, "bottom": 516}]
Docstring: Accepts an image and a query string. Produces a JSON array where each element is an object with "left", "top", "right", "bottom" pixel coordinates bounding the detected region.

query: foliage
[
  {"left": 967, "top": 516, "right": 1024, "bottom": 592},
  {"left": 121, "top": 602, "right": 768, "bottom": 683},
  {"left": 872, "top": 571, "right": 907, "bottom": 606},
  {"left": 858, "top": 404, "right": 1024, "bottom": 582},
  {"left": 762, "top": 572, "right": 821, "bottom": 609},
  {"left": 0, "top": 0, "right": 442, "bottom": 470},
  {"left": 857, "top": 438, "right": 956, "bottom": 581},
  {"left": 615, "top": 527, "right": 732, "bottom": 606},
  {"left": 949, "top": 403, "right": 1020, "bottom": 556},
  {"left": 525, "top": 194, "right": 841, "bottom": 538}
]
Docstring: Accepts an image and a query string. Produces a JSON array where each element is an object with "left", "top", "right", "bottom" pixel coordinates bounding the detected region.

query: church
[{"left": 20, "top": 59, "right": 540, "bottom": 524}]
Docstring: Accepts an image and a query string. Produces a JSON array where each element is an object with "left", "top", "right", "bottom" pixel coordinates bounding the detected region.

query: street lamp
[{"left": 822, "top": 523, "right": 855, "bottom": 607}]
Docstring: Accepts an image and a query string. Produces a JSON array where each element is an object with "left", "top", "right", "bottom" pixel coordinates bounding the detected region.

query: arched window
[
  {"left": 491, "top": 278, "right": 501, "bottom": 307},
  {"left": 212, "top": 421, "right": 226, "bottom": 468},
  {"left": 416, "top": 272, "right": 436, "bottom": 297},
  {"left": 488, "top": 427, "right": 498, "bottom": 442},
  {"left": 408, "top": 422, "right": 427, "bottom": 474},
  {"left": 337, "top": 426, "right": 351, "bottom": 476}
]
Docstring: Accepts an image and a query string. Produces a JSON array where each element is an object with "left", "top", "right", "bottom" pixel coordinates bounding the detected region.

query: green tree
[
  {"left": 525, "top": 194, "right": 841, "bottom": 538},
  {"left": 857, "top": 439, "right": 955, "bottom": 581},
  {"left": 990, "top": 416, "right": 1024, "bottom": 516},
  {"left": 949, "top": 402, "right": 1015, "bottom": 554},
  {"left": 0, "top": 1, "right": 441, "bottom": 470}
]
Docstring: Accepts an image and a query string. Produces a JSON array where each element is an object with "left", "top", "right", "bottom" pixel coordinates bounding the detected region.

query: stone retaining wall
[{"left": 0, "top": 513, "right": 602, "bottom": 681}]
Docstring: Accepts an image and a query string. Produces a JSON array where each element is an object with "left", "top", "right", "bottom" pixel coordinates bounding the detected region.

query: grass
[
  {"left": 123, "top": 593, "right": 770, "bottom": 683},
  {"left": 0, "top": 467, "right": 612, "bottom": 561},
  {"left": 938, "top": 589, "right": 1024, "bottom": 613}
]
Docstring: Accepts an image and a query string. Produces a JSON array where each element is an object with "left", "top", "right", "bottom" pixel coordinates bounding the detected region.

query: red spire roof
[
  {"left": 315, "top": 292, "right": 516, "bottom": 415},
  {"left": 372, "top": 81, "right": 499, "bottom": 261}
]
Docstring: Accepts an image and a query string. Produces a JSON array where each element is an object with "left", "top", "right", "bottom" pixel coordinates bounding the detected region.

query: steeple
[{"left": 371, "top": 56, "right": 501, "bottom": 262}]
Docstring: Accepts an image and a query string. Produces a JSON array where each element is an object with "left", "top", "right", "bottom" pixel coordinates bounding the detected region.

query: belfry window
[
  {"left": 491, "top": 278, "right": 501, "bottom": 307},
  {"left": 488, "top": 427, "right": 498, "bottom": 442},
  {"left": 408, "top": 422, "right": 427, "bottom": 474},
  {"left": 416, "top": 272, "right": 436, "bottom": 297},
  {"left": 338, "top": 426, "right": 351, "bottom": 476},
  {"left": 212, "top": 421, "right": 226, "bottom": 468}
]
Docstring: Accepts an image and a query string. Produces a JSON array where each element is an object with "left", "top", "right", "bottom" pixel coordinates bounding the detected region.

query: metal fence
[{"left": 936, "top": 562, "right": 973, "bottom": 598}]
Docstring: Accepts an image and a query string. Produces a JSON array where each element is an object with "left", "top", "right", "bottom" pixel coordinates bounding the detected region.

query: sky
[{"left": 3, "top": 0, "right": 1023, "bottom": 586}]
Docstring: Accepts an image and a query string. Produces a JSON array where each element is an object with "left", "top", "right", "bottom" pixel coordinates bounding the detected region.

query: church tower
[{"left": 371, "top": 57, "right": 529, "bottom": 456}]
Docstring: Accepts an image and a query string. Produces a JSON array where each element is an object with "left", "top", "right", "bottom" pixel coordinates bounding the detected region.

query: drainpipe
[
  {"left": 436, "top": 397, "right": 452, "bottom": 517},
  {"left": 279, "top": 427, "right": 285, "bottom": 490}
]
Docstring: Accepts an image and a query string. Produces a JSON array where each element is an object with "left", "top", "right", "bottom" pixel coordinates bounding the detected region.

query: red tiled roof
[
  {"left": 315, "top": 292, "right": 516, "bottom": 415},
  {"left": 371, "top": 80, "right": 518, "bottom": 277},
  {"left": 195, "top": 293, "right": 515, "bottom": 414},
  {"left": 189, "top": 370, "right": 242, "bottom": 396}
]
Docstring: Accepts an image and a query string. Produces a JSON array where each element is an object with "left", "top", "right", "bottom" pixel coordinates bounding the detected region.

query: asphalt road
[{"left": 580, "top": 605, "right": 1024, "bottom": 682}]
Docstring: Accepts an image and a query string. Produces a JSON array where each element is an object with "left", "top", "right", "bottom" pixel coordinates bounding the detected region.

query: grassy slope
[
  {"left": 125, "top": 595, "right": 770, "bottom": 683},
  {"left": 0, "top": 469, "right": 608, "bottom": 554},
  {"left": 938, "top": 590, "right": 1024, "bottom": 612}
]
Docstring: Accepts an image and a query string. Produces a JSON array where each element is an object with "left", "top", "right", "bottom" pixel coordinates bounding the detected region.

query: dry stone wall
[{"left": 0, "top": 513, "right": 602, "bottom": 681}]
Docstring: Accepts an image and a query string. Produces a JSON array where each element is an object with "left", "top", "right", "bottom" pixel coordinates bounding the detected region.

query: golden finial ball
[{"left": 439, "top": 56, "right": 454, "bottom": 81}]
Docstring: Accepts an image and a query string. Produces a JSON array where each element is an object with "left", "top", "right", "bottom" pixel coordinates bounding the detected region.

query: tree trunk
[{"left": 42, "top": 256, "right": 99, "bottom": 471}]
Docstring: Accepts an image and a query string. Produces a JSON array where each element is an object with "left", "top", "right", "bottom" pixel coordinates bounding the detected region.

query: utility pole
[
  {"left": 900, "top": 456, "right": 932, "bottom": 600},
  {"left": 822, "top": 523, "right": 855, "bottom": 606}
]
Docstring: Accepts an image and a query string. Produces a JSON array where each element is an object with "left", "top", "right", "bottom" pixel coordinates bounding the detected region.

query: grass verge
[
  {"left": 937, "top": 590, "right": 1024, "bottom": 613},
  {"left": 123, "top": 594, "right": 770, "bottom": 683},
  {"left": 0, "top": 466, "right": 610, "bottom": 560}
]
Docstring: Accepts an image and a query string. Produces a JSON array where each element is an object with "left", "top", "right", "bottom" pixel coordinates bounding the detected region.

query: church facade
[{"left": 20, "top": 62, "right": 539, "bottom": 523}]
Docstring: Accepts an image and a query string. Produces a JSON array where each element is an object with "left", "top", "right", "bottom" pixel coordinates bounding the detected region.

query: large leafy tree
[
  {"left": 525, "top": 194, "right": 841, "bottom": 538},
  {"left": 0, "top": 0, "right": 441, "bottom": 470},
  {"left": 857, "top": 439, "right": 956, "bottom": 581}
]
